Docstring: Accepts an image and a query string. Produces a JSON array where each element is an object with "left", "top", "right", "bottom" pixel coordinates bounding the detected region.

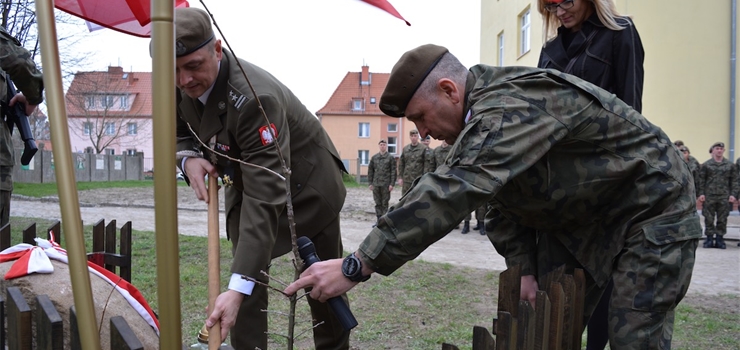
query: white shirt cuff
[
  {"left": 181, "top": 157, "right": 188, "bottom": 175},
  {"left": 228, "top": 273, "right": 255, "bottom": 295}
]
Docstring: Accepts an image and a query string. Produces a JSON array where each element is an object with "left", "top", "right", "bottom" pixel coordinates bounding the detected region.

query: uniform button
[{"left": 297, "top": 183, "right": 302, "bottom": 190}]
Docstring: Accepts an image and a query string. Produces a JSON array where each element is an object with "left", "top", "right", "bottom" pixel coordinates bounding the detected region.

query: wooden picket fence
[
  {"left": 0, "top": 219, "right": 143, "bottom": 349},
  {"left": 442, "top": 265, "right": 586, "bottom": 350}
]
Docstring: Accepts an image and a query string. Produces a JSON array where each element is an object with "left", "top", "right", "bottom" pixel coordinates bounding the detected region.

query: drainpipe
[{"left": 731, "top": 0, "right": 737, "bottom": 160}]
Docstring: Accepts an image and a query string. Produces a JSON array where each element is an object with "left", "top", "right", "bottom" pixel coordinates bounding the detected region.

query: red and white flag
[
  {"left": 361, "top": 0, "right": 411, "bottom": 26},
  {"left": 0, "top": 236, "right": 159, "bottom": 334}
]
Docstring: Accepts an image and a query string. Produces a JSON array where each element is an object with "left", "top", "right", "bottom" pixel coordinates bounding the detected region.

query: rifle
[{"left": 2, "top": 74, "right": 37, "bottom": 165}]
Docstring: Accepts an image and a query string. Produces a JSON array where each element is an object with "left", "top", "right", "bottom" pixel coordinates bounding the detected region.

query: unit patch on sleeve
[{"left": 259, "top": 124, "right": 278, "bottom": 146}]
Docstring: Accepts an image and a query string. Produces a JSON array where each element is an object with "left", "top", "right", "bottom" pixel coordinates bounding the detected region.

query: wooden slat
[
  {"left": 497, "top": 266, "right": 521, "bottom": 319},
  {"left": 472, "top": 325, "right": 496, "bottom": 350},
  {"left": 558, "top": 274, "right": 575, "bottom": 350},
  {"left": 495, "top": 311, "right": 515, "bottom": 350},
  {"left": 119, "top": 221, "right": 132, "bottom": 282},
  {"left": 92, "top": 219, "right": 105, "bottom": 253},
  {"left": 0, "top": 223, "right": 10, "bottom": 250},
  {"left": 546, "top": 282, "right": 564, "bottom": 350},
  {"left": 571, "top": 268, "right": 585, "bottom": 349},
  {"left": 534, "top": 290, "right": 551, "bottom": 350},
  {"left": 7, "top": 287, "right": 31, "bottom": 350},
  {"left": 35, "top": 294, "right": 63, "bottom": 350},
  {"left": 110, "top": 316, "right": 144, "bottom": 350},
  {"left": 441, "top": 343, "right": 460, "bottom": 350},
  {"left": 516, "top": 300, "right": 535, "bottom": 350},
  {"left": 105, "top": 220, "right": 117, "bottom": 273},
  {"left": 46, "top": 221, "right": 61, "bottom": 246},
  {"left": 22, "top": 223, "right": 36, "bottom": 246},
  {"left": 69, "top": 306, "right": 81, "bottom": 350},
  {"left": 0, "top": 293, "right": 5, "bottom": 349}
]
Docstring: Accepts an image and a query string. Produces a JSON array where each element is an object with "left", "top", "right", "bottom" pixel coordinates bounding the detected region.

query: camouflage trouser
[
  {"left": 0, "top": 190, "right": 9, "bottom": 228},
  {"left": 702, "top": 197, "right": 731, "bottom": 236},
  {"left": 537, "top": 232, "right": 698, "bottom": 349},
  {"left": 372, "top": 185, "right": 391, "bottom": 218},
  {"left": 465, "top": 205, "right": 486, "bottom": 223}
]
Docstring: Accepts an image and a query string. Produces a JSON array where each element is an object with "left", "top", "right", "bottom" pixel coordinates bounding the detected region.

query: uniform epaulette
[{"left": 227, "top": 82, "right": 249, "bottom": 110}]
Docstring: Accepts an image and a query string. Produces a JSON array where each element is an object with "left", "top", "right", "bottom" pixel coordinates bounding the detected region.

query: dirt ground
[{"left": 9, "top": 185, "right": 740, "bottom": 298}]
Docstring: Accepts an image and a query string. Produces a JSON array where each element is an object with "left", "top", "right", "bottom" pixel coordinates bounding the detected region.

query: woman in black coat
[{"left": 536, "top": 1, "right": 645, "bottom": 349}]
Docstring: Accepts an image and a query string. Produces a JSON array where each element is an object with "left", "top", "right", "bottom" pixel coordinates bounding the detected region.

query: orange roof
[
  {"left": 65, "top": 66, "right": 152, "bottom": 118},
  {"left": 316, "top": 66, "right": 389, "bottom": 116}
]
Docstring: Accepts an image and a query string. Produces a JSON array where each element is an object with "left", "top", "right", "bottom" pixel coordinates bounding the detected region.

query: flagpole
[
  {"left": 151, "top": 0, "right": 183, "bottom": 349},
  {"left": 34, "top": 1, "right": 100, "bottom": 349}
]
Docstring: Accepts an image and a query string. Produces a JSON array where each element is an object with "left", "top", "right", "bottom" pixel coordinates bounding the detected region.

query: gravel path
[{"left": 9, "top": 186, "right": 739, "bottom": 297}]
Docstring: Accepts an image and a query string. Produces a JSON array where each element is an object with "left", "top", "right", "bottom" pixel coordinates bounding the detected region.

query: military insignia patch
[
  {"left": 259, "top": 124, "right": 278, "bottom": 146},
  {"left": 215, "top": 143, "right": 230, "bottom": 152},
  {"left": 228, "top": 89, "right": 247, "bottom": 109}
]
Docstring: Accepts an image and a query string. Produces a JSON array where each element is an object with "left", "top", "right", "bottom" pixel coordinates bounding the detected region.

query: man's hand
[
  {"left": 9, "top": 93, "right": 37, "bottom": 116},
  {"left": 369, "top": 185, "right": 374, "bottom": 191},
  {"left": 398, "top": 179, "right": 403, "bottom": 187},
  {"left": 520, "top": 275, "right": 539, "bottom": 308},
  {"left": 205, "top": 290, "right": 244, "bottom": 342},
  {"left": 184, "top": 157, "right": 219, "bottom": 203},
  {"left": 698, "top": 195, "right": 706, "bottom": 202},
  {"left": 284, "top": 258, "right": 358, "bottom": 302},
  {"left": 388, "top": 185, "right": 394, "bottom": 192}
]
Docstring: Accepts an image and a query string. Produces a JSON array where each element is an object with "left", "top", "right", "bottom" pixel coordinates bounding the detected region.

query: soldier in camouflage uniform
[
  {"left": 367, "top": 139, "right": 396, "bottom": 220},
  {"left": 421, "top": 135, "right": 436, "bottom": 173},
  {"left": 675, "top": 140, "right": 701, "bottom": 172},
  {"left": 0, "top": 27, "right": 44, "bottom": 228},
  {"left": 397, "top": 129, "right": 425, "bottom": 195},
  {"left": 286, "top": 44, "right": 700, "bottom": 350},
  {"left": 697, "top": 142, "right": 737, "bottom": 249},
  {"left": 679, "top": 146, "right": 700, "bottom": 199}
]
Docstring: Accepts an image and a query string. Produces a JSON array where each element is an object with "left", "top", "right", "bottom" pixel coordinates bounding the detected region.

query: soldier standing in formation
[
  {"left": 421, "top": 135, "right": 436, "bottom": 173},
  {"left": 367, "top": 139, "right": 396, "bottom": 221},
  {"left": 0, "top": 27, "right": 44, "bottom": 228},
  {"left": 697, "top": 142, "right": 737, "bottom": 249},
  {"left": 679, "top": 146, "right": 699, "bottom": 196},
  {"left": 397, "top": 129, "right": 425, "bottom": 195}
]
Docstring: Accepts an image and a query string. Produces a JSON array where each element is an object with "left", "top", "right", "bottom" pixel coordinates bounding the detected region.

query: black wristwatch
[{"left": 342, "top": 253, "right": 371, "bottom": 282}]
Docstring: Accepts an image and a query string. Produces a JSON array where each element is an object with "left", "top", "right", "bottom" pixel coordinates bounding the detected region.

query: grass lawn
[{"left": 5, "top": 216, "right": 739, "bottom": 349}]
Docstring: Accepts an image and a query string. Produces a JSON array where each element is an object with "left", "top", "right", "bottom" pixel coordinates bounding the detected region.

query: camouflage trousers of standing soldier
[
  {"left": 536, "top": 231, "right": 698, "bottom": 349},
  {"left": 372, "top": 185, "right": 391, "bottom": 218},
  {"left": 465, "top": 205, "right": 486, "bottom": 223},
  {"left": 702, "top": 197, "right": 731, "bottom": 236}
]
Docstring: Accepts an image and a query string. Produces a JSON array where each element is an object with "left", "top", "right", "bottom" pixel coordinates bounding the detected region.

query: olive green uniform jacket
[
  {"left": 176, "top": 50, "right": 346, "bottom": 280},
  {"left": 359, "top": 65, "right": 700, "bottom": 288}
]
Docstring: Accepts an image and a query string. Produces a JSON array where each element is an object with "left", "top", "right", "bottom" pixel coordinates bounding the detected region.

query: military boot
[
  {"left": 475, "top": 221, "right": 484, "bottom": 231},
  {"left": 703, "top": 234, "right": 714, "bottom": 248},
  {"left": 461, "top": 221, "right": 470, "bottom": 234},
  {"left": 479, "top": 223, "right": 486, "bottom": 236},
  {"left": 715, "top": 235, "right": 726, "bottom": 249}
]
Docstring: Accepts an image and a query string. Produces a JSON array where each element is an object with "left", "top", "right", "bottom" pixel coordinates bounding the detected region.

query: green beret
[
  {"left": 409, "top": 129, "right": 419, "bottom": 135},
  {"left": 380, "top": 44, "right": 449, "bottom": 118},
  {"left": 378, "top": 139, "right": 387, "bottom": 144},
  {"left": 709, "top": 141, "right": 725, "bottom": 153},
  {"left": 174, "top": 8, "right": 214, "bottom": 57}
]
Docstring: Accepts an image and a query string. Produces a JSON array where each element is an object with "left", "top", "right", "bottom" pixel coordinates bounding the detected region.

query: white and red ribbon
[{"left": 0, "top": 235, "right": 159, "bottom": 334}]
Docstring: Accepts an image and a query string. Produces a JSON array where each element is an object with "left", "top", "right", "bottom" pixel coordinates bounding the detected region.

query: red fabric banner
[
  {"left": 55, "top": 0, "right": 189, "bottom": 38},
  {"left": 361, "top": 0, "right": 411, "bottom": 26}
]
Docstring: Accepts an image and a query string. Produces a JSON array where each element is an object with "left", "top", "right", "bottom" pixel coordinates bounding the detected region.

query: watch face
[{"left": 343, "top": 255, "right": 361, "bottom": 277}]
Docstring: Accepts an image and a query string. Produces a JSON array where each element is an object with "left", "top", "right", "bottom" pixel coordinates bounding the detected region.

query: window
[
  {"left": 85, "top": 96, "right": 96, "bottom": 109},
  {"left": 358, "top": 150, "right": 369, "bottom": 166},
  {"left": 84, "top": 147, "right": 94, "bottom": 154},
  {"left": 387, "top": 136, "right": 398, "bottom": 154},
  {"left": 120, "top": 95, "right": 129, "bottom": 109},
  {"left": 126, "top": 149, "right": 137, "bottom": 156},
  {"left": 358, "top": 122, "right": 370, "bottom": 138},
  {"left": 105, "top": 122, "right": 115, "bottom": 135},
  {"left": 498, "top": 32, "right": 505, "bottom": 66},
  {"left": 370, "top": 97, "right": 376, "bottom": 104},
  {"left": 387, "top": 123, "right": 397, "bottom": 132},
  {"left": 127, "top": 122, "right": 137, "bottom": 135},
  {"left": 520, "top": 10, "right": 531, "bottom": 55},
  {"left": 105, "top": 148, "right": 115, "bottom": 155},
  {"left": 83, "top": 122, "right": 93, "bottom": 135},
  {"left": 352, "top": 99, "right": 363, "bottom": 111},
  {"left": 103, "top": 95, "right": 115, "bottom": 108}
]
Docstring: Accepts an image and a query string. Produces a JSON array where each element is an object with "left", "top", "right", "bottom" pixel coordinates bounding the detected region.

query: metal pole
[
  {"left": 151, "top": 0, "right": 182, "bottom": 348},
  {"left": 34, "top": 1, "right": 99, "bottom": 349},
  {"left": 731, "top": 0, "right": 737, "bottom": 161}
]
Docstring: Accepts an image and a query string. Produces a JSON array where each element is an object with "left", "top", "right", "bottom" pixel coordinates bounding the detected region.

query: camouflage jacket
[
  {"left": 398, "top": 143, "right": 426, "bottom": 183},
  {"left": 0, "top": 26, "right": 43, "bottom": 187},
  {"left": 368, "top": 151, "right": 397, "bottom": 187},
  {"left": 359, "top": 65, "right": 700, "bottom": 286},
  {"left": 699, "top": 158, "right": 737, "bottom": 198},
  {"left": 433, "top": 145, "right": 452, "bottom": 170},
  {"left": 423, "top": 146, "right": 436, "bottom": 173}
]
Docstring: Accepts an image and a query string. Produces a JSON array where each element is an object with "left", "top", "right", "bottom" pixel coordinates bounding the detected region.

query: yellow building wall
[{"left": 481, "top": 0, "right": 740, "bottom": 163}]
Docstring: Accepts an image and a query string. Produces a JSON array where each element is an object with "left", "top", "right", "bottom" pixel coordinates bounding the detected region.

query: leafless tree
[{"left": 65, "top": 68, "right": 152, "bottom": 154}]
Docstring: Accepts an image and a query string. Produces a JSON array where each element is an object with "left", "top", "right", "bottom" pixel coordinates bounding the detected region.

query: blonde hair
[{"left": 538, "top": 0, "right": 628, "bottom": 42}]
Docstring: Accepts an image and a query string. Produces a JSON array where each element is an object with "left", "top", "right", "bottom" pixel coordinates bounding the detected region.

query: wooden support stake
[
  {"left": 571, "top": 268, "right": 586, "bottom": 349},
  {"left": 495, "top": 311, "right": 515, "bottom": 350},
  {"left": 7, "top": 287, "right": 31, "bottom": 350},
  {"left": 534, "top": 290, "right": 551, "bottom": 350},
  {"left": 110, "top": 316, "right": 144, "bottom": 350},
  {"left": 546, "top": 282, "right": 564, "bottom": 350},
  {"left": 35, "top": 294, "right": 63, "bottom": 350},
  {"left": 516, "top": 300, "right": 535, "bottom": 350},
  {"left": 472, "top": 325, "right": 496, "bottom": 350},
  {"left": 207, "top": 174, "right": 221, "bottom": 350},
  {"left": 497, "top": 265, "right": 521, "bottom": 319}
]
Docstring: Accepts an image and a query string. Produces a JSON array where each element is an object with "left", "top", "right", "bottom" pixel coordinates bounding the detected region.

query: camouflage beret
[
  {"left": 378, "top": 139, "right": 387, "bottom": 144},
  {"left": 709, "top": 141, "right": 725, "bottom": 153},
  {"left": 379, "top": 44, "right": 449, "bottom": 118},
  {"left": 409, "top": 129, "right": 419, "bottom": 135},
  {"left": 174, "top": 8, "right": 214, "bottom": 57},
  {"left": 673, "top": 140, "right": 684, "bottom": 147}
]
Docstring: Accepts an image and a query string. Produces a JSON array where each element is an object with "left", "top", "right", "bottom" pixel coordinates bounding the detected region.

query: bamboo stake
[{"left": 208, "top": 174, "right": 221, "bottom": 349}]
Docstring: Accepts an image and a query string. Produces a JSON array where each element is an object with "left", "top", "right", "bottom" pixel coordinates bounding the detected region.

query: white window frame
[
  {"left": 105, "top": 148, "right": 115, "bottom": 155},
  {"left": 387, "top": 123, "right": 398, "bottom": 132},
  {"left": 105, "top": 122, "right": 115, "bottom": 135},
  {"left": 104, "top": 95, "right": 115, "bottom": 108},
  {"left": 85, "top": 96, "right": 96, "bottom": 109},
  {"left": 358, "top": 150, "right": 369, "bottom": 166},
  {"left": 126, "top": 149, "right": 137, "bottom": 156},
  {"left": 387, "top": 136, "right": 398, "bottom": 155},
  {"left": 127, "top": 122, "right": 137, "bottom": 135},
  {"left": 498, "top": 32, "right": 505, "bottom": 66},
  {"left": 120, "top": 95, "right": 129, "bottom": 109},
  {"left": 358, "top": 122, "right": 370, "bottom": 138},
  {"left": 520, "top": 10, "right": 531, "bottom": 56},
  {"left": 83, "top": 122, "right": 93, "bottom": 135},
  {"left": 352, "top": 99, "right": 363, "bottom": 111}
]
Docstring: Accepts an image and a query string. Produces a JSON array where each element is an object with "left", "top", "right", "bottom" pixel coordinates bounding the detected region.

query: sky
[{"left": 69, "top": 0, "right": 482, "bottom": 114}]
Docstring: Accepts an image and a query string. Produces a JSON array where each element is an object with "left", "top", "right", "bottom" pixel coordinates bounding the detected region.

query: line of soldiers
[
  {"left": 676, "top": 140, "right": 740, "bottom": 249},
  {"left": 368, "top": 129, "right": 486, "bottom": 235}
]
